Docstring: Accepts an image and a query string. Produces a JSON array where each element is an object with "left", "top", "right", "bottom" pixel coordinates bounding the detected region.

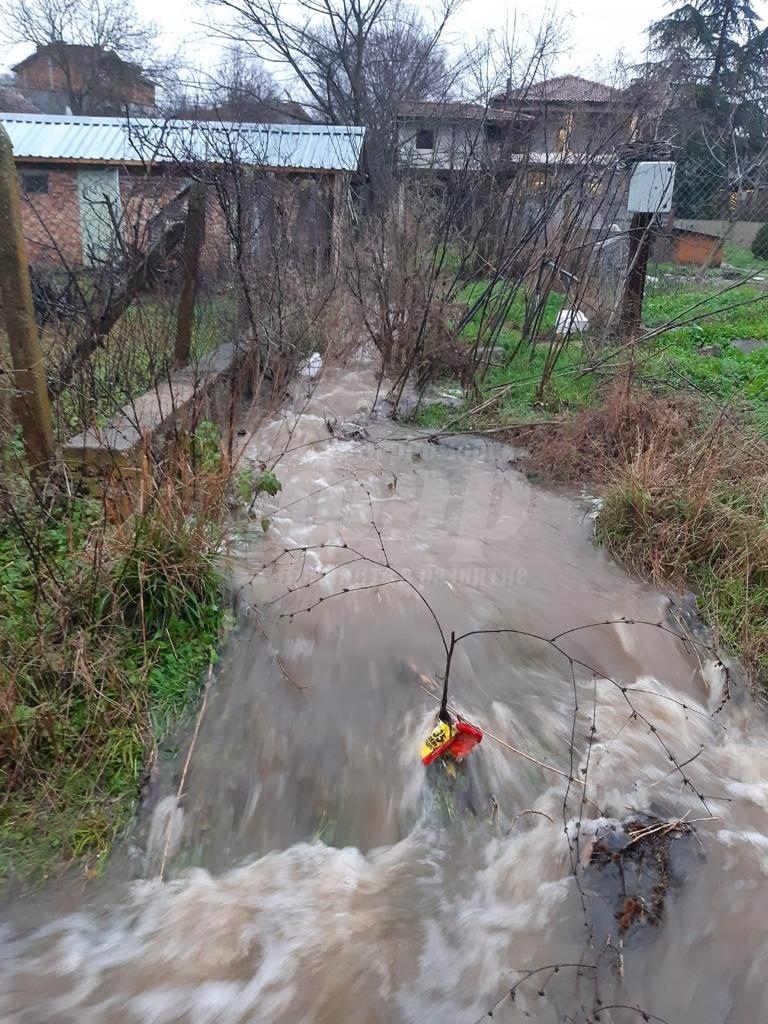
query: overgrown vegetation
[
  {"left": 0, "top": 429, "right": 241, "bottom": 883},
  {"left": 412, "top": 268, "right": 768, "bottom": 432},
  {"left": 597, "top": 422, "right": 768, "bottom": 682}
]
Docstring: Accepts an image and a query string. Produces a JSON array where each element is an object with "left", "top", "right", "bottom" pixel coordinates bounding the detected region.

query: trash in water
[
  {"left": 579, "top": 813, "right": 700, "bottom": 951},
  {"left": 585, "top": 497, "right": 604, "bottom": 521},
  {"left": 421, "top": 716, "right": 483, "bottom": 766}
]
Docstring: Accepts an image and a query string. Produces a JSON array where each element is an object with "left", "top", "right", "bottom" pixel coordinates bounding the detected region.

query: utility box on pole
[
  {"left": 619, "top": 160, "right": 677, "bottom": 346},
  {"left": 628, "top": 161, "right": 676, "bottom": 214}
]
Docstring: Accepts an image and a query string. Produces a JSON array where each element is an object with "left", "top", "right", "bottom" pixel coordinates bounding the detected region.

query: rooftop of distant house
[
  {"left": 398, "top": 100, "right": 533, "bottom": 122},
  {"left": 12, "top": 43, "right": 156, "bottom": 88},
  {"left": 499, "top": 74, "right": 624, "bottom": 105}
]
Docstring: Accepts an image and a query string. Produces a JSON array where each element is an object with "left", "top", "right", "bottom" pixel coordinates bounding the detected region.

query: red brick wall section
[
  {"left": 15, "top": 58, "right": 60, "bottom": 92},
  {"left": 119, "top": 173, "right": 185, "bottom": 252},
  {"left": 201, "top": 197, "right": 232, "bottom": 273},
  {"left": 18, "top": 166, "right": 82, "bottom": 267},
  {"left": 17, "top": 167, "right": 341, "bottom": 272},
  {"left": 16, "top": 53, "right": 154, "bottom": 108}
]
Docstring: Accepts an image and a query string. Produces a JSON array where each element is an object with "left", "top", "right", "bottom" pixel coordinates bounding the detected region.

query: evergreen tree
[
  {"left": 650, "top": 0, "right": 768, "bottom": 92},
  {"left": 648, "top": 1, "right": 768, "bottom": 219}
]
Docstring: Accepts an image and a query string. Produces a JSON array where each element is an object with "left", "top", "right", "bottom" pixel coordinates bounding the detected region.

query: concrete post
[
  {"left": 174, "top": 180, "right": 206, "bottom": 368},
  {"left": 0, "top": 125, "right": 54, "bottom": 471}
]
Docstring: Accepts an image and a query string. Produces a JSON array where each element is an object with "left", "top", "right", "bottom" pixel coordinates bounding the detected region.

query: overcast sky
[{"left": 3, "top": 0, "right": 768, "bottom": 86}]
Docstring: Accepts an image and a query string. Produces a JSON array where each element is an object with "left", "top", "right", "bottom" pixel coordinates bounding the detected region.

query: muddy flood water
[{"left": 2, "top": 359, "right": 768, "bottom": 1023}]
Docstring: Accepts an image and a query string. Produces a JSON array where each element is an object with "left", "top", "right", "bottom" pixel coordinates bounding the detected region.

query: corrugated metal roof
[{"left": 0, "top": 113, "right": 365, "bottom": 171}]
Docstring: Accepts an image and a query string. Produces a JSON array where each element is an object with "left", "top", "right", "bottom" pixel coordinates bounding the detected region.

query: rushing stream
[{"left": 2, "top": 359, "right": 768, "bottom": 1023}]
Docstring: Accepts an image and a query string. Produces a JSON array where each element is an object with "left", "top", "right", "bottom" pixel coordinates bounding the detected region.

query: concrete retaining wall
[{"left": 63, "top": 342, "right": 241, "bottom": 488}]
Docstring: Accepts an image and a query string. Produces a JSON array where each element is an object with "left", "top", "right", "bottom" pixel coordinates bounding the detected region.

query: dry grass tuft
[
  {"left": 517, "top": 382, "right": 701, "bottom": 483},
  {"left": 598, "top": 416, "right": 768, "bottom": 683}
]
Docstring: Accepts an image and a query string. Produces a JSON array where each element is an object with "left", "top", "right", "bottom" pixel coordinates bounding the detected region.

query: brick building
[
  {"left": 0, "top": 113, "right": 365, "bottom": 271},
  {"left": 11, "top": 44, "right": 156, "bottom": 116}
]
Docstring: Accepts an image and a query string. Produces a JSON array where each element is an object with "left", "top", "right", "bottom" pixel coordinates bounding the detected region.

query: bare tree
[
  {"left": 0, "top": 0, "right": 167, "bottom": 114},
  {"left": 197, "top": 45, "right": 310, "bottom": 123},
  {"left": 209, "top": 46, "right": 285, "bottom": 119},
  {"left": 206, "top": 0, "right": 464, "bottom": 201}
]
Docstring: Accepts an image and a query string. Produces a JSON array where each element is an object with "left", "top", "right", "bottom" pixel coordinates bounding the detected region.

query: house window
[
  {"left": 19, "top": 171, "right": 49, "bottom": 195},
  {"left": 416, "top": 128, "right": 435, "bottom": 151},
  {"left": 484, "top": 122, "right": 502, "bottom": 142}
]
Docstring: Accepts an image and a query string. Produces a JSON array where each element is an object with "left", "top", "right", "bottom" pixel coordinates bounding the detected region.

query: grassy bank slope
[{"left": 0, "top": 450, "right": 229, "bottom": 882}]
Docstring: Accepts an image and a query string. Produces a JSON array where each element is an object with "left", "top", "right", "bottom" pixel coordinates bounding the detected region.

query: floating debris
[{"left": 579, "top": 813, "right": 701, "bottom": 950}]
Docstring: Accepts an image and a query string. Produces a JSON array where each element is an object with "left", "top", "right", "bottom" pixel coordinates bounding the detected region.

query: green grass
[
  {"left": 414, "top": 281, "right": 596, "bottom": 429},
  {"left": 455, "top": 279, "right": 567, "bottom": 334},
  {"left": 723, "top": 244, "right": 768, "bottom": 273},
  {"left": 639, "top": 281, "right": 768, "bottom": 423}
]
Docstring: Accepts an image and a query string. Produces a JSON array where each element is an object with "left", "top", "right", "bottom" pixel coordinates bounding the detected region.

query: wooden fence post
[
  {"left": 0, "top": 125, "right": 54, "bottom": 471},
  {"left": 175, "top": 180, "right": 206, "bottom": 368},
  {"left": 618, "top": 211, "right": 654, "bottom": 340}
]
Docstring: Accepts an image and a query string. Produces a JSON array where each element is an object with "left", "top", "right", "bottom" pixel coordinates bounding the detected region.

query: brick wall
[
  {"left": 120, "top": 172, "right": 185, "bottom": 252},
  {"left": 15, "top": 51, "right": 155, "bottom": 110},
  {"left": 16, "top": 164, "right": 342, "bottom": 274},
  {"left": 17, "top": 165, "right": 82, "bottom": 266}
]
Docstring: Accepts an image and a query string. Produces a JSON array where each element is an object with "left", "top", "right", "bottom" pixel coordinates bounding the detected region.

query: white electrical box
[{"left": 628, "top": 161, "right": 676, "bottom": 214}]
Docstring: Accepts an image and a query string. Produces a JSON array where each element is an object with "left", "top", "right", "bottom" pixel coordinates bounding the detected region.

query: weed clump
[
  {"left": 751, "top": 223, "right": 768, "bottom": 260},
  {"left": 0, "top": 433, "right": 236, "bottom": 882},
  {"left": 597, "top": 420, "right": 768, "bottom": 683},
  {"left": 516, "top": 383, "right": 700, "bottom": 483}
]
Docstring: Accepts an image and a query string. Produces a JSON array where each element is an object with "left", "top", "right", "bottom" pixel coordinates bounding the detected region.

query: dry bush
[
  {"left": 518, "top": 381, "right": 701, "bottom": 483},
  {"left": 345, "top": 191, "right": 460, "bottom": 407}
]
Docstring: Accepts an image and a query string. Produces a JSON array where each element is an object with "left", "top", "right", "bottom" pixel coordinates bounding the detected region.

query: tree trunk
[{"left": 0, "top": 125, "right": 54, "bottom": 472}]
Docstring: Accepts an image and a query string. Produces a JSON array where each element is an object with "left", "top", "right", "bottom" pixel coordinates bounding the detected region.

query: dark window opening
[
  {"left": 19, "top": 172, "right": 49, "bottom": 195},
  {"left": 484, "top": 122, "right": 502, "bottom": 142},
  {"left": 416, "top": 128, "right": 435, "bottom": 151}
]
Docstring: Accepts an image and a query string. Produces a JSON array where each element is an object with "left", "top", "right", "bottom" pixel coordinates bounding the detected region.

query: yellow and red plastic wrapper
[{"left": 421, "top": 717, "right": 483, "bottom": 766}]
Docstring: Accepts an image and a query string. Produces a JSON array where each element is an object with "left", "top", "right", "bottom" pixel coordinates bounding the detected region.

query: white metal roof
[{"left": 0, "top": 113, "right": 365, "bottom": 171}]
